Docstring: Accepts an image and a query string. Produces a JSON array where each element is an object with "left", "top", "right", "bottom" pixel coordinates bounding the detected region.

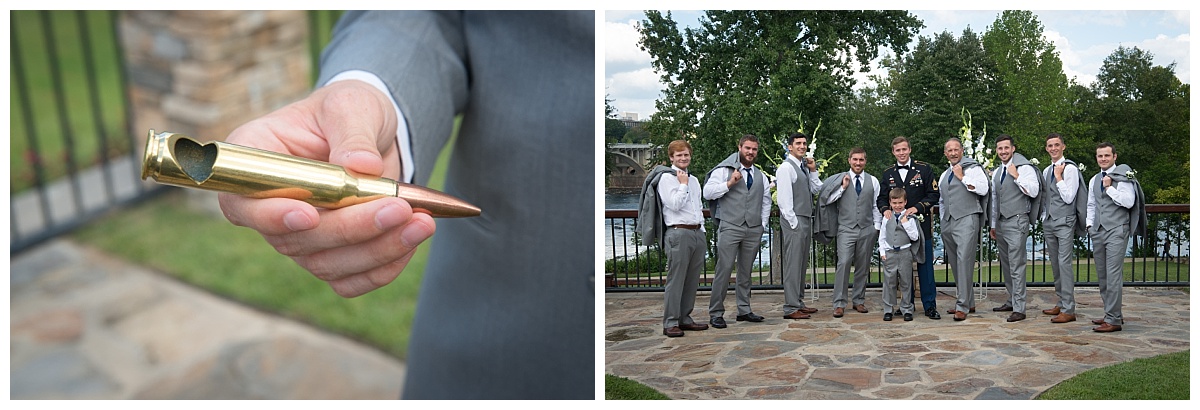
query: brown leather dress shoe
[
  {"left": 948, "top": 307, "right": 976, "bottom": 314},
  {"left": 1006, "top": 312, "right": 1027, "bottom": 322},
  {"left": 992, "top": 303, "right": 1013, "bottom": 312},
  {"left": 953, "top": 310, "right": 967, "bottom": 321},
  {"left": 833, "top": 307, "right": 844, "bottom": 318},
  {"left": 784, "top": 311, "right": 811, "bottom": 320},
  {"left": 1091, "top": 318, "right": 1106, "bottom": 325},
  {"left": 1050, "top": 313, "right": 1076, "bottom": 323},
  {"left": 854, "top": 304, "right": 869, "bottom": 313},
  {"left": 679, "top": 322, "right": 709, "bottom": 331},
  {"left": 798, "top": 307, "right": 819, "bottom": 314},
  {"left": 1042, "top": 306, "right": 1062, "bottom": 315},
  {"left": 663, "top": 326, "right": 684, "bottom": 337},
  {"left": 1093, "top": 322, "right": 1122, "bottom": 333}
]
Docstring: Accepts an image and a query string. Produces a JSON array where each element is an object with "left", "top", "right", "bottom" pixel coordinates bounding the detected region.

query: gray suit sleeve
[{"left": 316, "top": 11, "right": 469, "bottom": 185}]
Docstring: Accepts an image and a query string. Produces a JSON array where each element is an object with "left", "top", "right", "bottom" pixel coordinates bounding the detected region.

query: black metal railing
[
  {"left": 604, "top": 204, "right": 1190, "bottom": 292},
  {"left": 9, "top": 10, "right": 166, "bottom": 254}
]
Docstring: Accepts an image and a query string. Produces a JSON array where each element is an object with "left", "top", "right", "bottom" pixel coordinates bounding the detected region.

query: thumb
[{"left": 316, "top": 81, "right": 398, "bottom": 176}]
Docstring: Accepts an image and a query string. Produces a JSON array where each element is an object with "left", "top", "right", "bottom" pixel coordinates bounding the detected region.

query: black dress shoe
[
  {"left": 926, "top": 310, "right": 941, "bottom": 320},
  {"left": 903, "top": 313, "right": 914, "bottom": 321},
  {"left": 993, "top": 303, "right": 1014, "bottom": 312},
  {"left": 1006, "top": 312, "right": 1027, "bottom": 322},
  {"left": 710, "top": 317, "right": 727, "bottom": 329},
  {"left": 663, "top": 326, "right": 684, "bottom": 337},
  {"left": 736, "top": 312, "right": 765, "bottom": 322},
  {"left": 883, "top": 313, "right": 893, "bottom": 321}
]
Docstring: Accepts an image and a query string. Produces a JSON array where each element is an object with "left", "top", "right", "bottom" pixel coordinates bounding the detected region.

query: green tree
[
  {"left": 604, "top": 94, "right": 628, "bottom": 142},
  {"left": 637, "top": 10, "right": 922, "bottom": 176},
  {"left": 981, "top": 10, "right": 1073, "bottom": 158},
  {"left": 884, "top": 28, "right": 1001, "bottom": 166},
  {"left": 1088, "top": 46, "right": 1189, "bottom": 199}
]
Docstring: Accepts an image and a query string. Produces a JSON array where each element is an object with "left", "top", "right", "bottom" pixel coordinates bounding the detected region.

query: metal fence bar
[
  {"left": 606, "top": 205, "right": 1190, "bottom": 292},
  {"left": 11, "top": 13, "right": 54, "bottom": 234},
  {"left": 77, "top": 10, "right": 116, "bottom": 206},
  {"left": 41, "top": 10, "right": 88, "bottom": 216}
]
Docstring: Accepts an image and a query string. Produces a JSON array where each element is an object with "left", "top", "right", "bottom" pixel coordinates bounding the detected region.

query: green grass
[
  {"left": 73, "top": 120, "right": 457, "bottom": 360},
  {"left": 605, "top": 374, "right": 670, "bottom": 400},
  {"left": 1037, "top": 350, "right": 1190, "bottom": 400}
]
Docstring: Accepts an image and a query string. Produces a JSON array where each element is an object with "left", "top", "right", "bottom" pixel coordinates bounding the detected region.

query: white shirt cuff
[{"left": 324, "top": 70, "right": 414, "bottom": 183}]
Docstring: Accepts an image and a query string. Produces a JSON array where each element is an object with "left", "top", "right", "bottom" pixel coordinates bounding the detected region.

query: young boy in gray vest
[{"left": 878, "top": 188, "right": 922, "bottom": 321}]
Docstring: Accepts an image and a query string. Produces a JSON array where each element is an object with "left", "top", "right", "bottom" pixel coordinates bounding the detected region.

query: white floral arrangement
[
  {"left": 1077, "top": 163, "right": 1087, "bottom": 173},
  {"left": 1125, "top": 169, "right": 1137, "bottom": 179},
  {"left": 1029, "top": 157, "right": 1040, "bottom": 166},
  {"left": 958, "top": 108, "right": 995, "bottom": 170},
  {"left": 913, "top": 213, "right": 925, "bottom": 223}
]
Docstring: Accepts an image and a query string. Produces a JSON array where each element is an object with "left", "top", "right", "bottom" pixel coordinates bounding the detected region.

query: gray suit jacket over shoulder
[{"left": 318, "top": 11, "right": 594, "bottom": 399}]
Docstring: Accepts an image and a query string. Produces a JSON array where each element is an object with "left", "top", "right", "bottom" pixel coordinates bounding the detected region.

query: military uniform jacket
[{"left": 876, "top": 160, "right": 939, "bottom": 232}]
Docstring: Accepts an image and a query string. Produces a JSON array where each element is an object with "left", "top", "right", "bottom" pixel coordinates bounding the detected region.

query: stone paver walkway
[
  {"left": 11, "top": 239, "right": 406, "bottom": 399},
  {"left": 605, "top": 286, "right": 1190, "bottom": 399}
]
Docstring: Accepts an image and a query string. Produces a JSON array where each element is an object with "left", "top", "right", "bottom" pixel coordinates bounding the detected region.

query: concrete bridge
[{"left": 606, "top": 143, "right": 660, "bottom": 191}]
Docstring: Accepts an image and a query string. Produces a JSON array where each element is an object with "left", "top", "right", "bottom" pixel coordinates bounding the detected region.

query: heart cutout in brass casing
[{"left": 173, "top": 138, "right": 219, "bottom": 184}]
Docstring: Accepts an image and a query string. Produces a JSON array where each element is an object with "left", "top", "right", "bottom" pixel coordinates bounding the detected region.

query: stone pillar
[
  {"left": 120, "top": 11, "right": 312, "bottom": 214},
  {"left": 121, "top": 10, "right": 311, "bottom": 141}
]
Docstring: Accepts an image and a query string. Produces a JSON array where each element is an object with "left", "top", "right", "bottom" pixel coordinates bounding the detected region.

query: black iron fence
[
  {"left": 9, "top": 10, "right": 166, "bottom": 254},
  {"left": 604, "top": 204, "right": 1190, "bottom": 292}
]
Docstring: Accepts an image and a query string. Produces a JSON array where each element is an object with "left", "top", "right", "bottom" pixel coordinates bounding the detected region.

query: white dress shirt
[
  {"left": 703, "top": 163, "right": 773, "bottom": 228},
  {"left": 657, "top": 166, "right": 705, "bottom": 231},
  {"left": 989, "top": 159, "right": 1040, "bottom": 228},
  {"left": 775, "top": 155, "right": 823, "bottom": 229},
  {"left": 1085, "top": 167, "right": 1136, "bottom": 228}
]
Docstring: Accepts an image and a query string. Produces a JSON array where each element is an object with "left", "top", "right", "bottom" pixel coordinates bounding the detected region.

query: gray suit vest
[
  {"left": 787, "top": 161, "right": 814, "bottom": 219},
  {"left": 941, "top": 167, "right": 983, "bottom": 219},
  {"left": 994, "top": 166, "right": 1031, "bottom": 218},
  {"left": 837, "top": 172, "right": 875, "bottom": 229},
  {"left": 1093, "top": 171, "right": 1130, "bottom": 230},
  {"left": 1041, "top": 163, "right": 1074, "bottom": 222},
  {"left": 722, "top": 166, "right": 766, "bottom": 227},
  {"left": 885, "top": 217, "right": 913, "bottom": 248}
]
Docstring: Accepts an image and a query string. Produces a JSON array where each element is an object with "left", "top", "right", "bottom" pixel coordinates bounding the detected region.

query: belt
[{"left": 670, "top": 224, "right": 700, "bottom": 230}]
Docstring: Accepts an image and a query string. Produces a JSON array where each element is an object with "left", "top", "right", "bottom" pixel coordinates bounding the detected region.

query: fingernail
[
  {"left": 400, "top": 220, "right": 432, "bottom": 248},
  {"left": 283, "top": 211, "right": 314, "bottom": 232},
  {"left": 375, "top": 203, "right": 406, "bottom": 230}
]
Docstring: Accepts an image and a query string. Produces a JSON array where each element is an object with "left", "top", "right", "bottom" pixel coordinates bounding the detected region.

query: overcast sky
[{"left": 604, "top": 9, "right": 1191, "bottom": 120}]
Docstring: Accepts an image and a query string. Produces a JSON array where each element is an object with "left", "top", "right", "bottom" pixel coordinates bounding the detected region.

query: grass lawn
[
  {"left": 73, "top": 122, "right": 456, "bottom": 360},
  {"left": 1037, "top": 350, "right": 1190, "bottom": 399},
  {"left": 605, "top": 374, "right": 670, "bottom": 400}
]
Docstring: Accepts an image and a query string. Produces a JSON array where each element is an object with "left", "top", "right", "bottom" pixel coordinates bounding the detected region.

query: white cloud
[{"left": 604, "top": 20, "right": 651, "bottom": 67}]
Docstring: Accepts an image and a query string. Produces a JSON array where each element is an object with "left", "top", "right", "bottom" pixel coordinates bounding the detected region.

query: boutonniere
[
  {"left": 1077, "top": 164, "right": 1087, "bottom": 173},
  {"left": 1125, "top": 169, "right": 1137, "bottom": 179},
  {"left": 1030, "top": 158, "right": 1040, "bottom": 166},
  {"left": 914, "top": 214, "right": 925, "bottom": 223}
]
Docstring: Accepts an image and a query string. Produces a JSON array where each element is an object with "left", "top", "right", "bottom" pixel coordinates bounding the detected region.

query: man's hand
[
  {"left": 1102, "top": 175, "right": 1112, "bottom": 188},
  {"left": 989, "top": 228, "right": 996, "bottom": 240},
  {"left": 952, "top": 164, "right": 964, "bottom": 181},
  {"left": 841, "top": 173, "right": 851, "bottom": 189},
  {"left": 728, "top": 168, "right": 743, "bottom": 187},
  {"left": 676, "top": 170, "right": 688, "bottom": 185},
  {"left": 1006, "top": 162, "right": 1018, "bottom": 179},
  {"left": 1054, "top": 163, "right": 1065, "bottom": 181},
  {"left": 882, "top": 209, "right": 893, "bottom": 220},
  {"left": 217, "top": 80, "right": 436, "bottom": 298},
  {"left": 805, "top": 157, "right": 817, "bottom": 172}
]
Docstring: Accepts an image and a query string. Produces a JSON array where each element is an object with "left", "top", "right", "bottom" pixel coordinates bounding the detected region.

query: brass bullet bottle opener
[{"left": 141, "top": 130, "right": 481, "bottom": 217}]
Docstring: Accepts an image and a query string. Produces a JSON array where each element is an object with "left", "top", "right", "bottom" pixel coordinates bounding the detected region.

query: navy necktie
[
  {"left": 1001, "top": 164, "right": 1007, "bottom": 185},
  {"left": 855, "top": 175, "right": 862, "bottom": 195},
  {"left": 744, "top": 167, "right": 753, "bottom": 189}
]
